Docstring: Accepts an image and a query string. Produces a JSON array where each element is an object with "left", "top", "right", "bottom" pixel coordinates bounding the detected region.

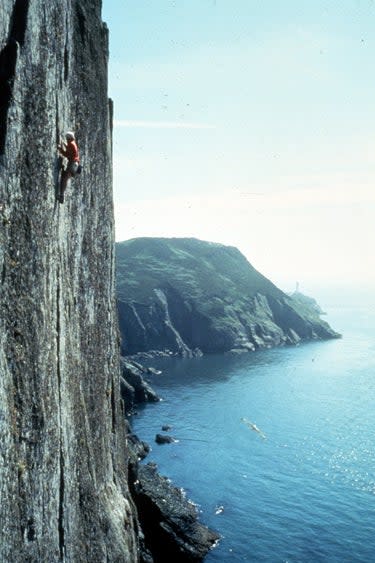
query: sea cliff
[
  {"left": 116, "top": 237, "right": 340, "bottom": 358},
  {"left": 0, "top": 4, "right": 218, "bottom": 561},
  {"left": 0, "top": 1, "right": 141, "bottom": 560}
]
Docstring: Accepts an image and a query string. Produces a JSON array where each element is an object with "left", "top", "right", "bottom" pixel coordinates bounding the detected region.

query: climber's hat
[{"left": 65, "top": 131, "right": 75, "bottom": 140}]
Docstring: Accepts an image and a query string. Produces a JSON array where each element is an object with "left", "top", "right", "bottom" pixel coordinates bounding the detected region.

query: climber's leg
[{"left": 59, "top": 169, "right": 71, "bottom": 203}]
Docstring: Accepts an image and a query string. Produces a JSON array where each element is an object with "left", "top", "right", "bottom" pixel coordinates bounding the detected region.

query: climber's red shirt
[{"left": 61, "top": 140, "right": 80, "bottom": 162}]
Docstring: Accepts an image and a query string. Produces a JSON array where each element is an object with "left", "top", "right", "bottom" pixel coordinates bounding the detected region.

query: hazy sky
[{"left": 102, "top": 1, "right": 375, "bottom": 292}]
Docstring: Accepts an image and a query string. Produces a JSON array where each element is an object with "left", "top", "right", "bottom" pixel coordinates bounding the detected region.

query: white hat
[{"left": 65, "top": 131, "right": 75, "bottom": 140}]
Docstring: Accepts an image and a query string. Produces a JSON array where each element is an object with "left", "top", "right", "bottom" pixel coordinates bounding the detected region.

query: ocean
[{"left": 130, "top": 291, "right": 375, "bottom": 562}]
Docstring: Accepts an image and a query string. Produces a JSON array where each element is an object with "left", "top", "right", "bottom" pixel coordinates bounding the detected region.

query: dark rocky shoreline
[
  {"left": 131, "top": 462, "right": 219, "bottom": 563},
  {"left": 121, "top": 359, "right": 219, "bottom": 561},
  {"left": 120, "top": 358, "right": 161, "bottom": 412}
]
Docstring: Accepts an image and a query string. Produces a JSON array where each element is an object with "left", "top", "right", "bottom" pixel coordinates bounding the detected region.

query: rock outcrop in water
[
  {"left": 129, "top": 462, "right": 220, "bottom": 563},
  {"left": 116, "top": 238, "right": 340, "bottom": 357}
]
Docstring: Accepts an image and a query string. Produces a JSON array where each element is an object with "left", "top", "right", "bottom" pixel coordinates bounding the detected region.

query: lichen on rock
[{"left": 0, "top": 1, "right": 139, "bottom": 560}]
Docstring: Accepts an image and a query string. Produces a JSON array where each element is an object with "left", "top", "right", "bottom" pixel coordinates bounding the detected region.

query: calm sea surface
[{"left": 131, "top": 294, "right": 375, "bottom": 562}]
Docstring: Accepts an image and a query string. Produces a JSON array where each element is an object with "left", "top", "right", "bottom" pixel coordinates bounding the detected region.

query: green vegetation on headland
[{"left": 116, "top": 237, "right": 341, "bottom": 357}]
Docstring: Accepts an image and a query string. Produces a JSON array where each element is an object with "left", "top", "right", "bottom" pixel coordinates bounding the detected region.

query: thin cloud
[{"left": 114, "top": 119, "right": 216, "bottom": 130}]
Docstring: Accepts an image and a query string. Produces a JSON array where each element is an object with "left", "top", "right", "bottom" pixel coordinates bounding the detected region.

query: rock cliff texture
[
  {"left": 0, "top": 1, "right": 140, "bottom": 560},
  {"left": 120, "top": 358, "right": 160, "bottom": 413},
  {"left": 116, "top": 238, "right": 340, "bottom": 357},
  {"left": 130, "top": 463, "right": 219, "bottom": 563}
]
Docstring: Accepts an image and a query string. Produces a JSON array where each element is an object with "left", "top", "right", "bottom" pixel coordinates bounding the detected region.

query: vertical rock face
[{"left": 0, "top": 1, "right": 139, "bottom": 561}]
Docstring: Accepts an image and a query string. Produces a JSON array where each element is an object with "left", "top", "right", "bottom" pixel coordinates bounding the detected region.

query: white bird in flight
[{"left": 241, "top": 417, "right": 266, "bottom": 439}]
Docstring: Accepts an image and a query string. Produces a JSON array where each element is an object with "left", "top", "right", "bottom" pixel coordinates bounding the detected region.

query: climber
[{"left": 57, "top": 131, "right": 80, "bottom": 203}]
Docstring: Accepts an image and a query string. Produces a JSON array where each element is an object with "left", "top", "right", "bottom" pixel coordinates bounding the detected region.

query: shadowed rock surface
[
  {"left": 0, "top": 1, "right": 140, "bottom": 560},
  {"left": 116, "top": 237, "right": 341, "bottom": 357},
  {"left": 131, "top": 463, "right": 219, "bottom": 563},
  {"left": 120, "top": 358, "right": 160, "bottom": 414},
  {"left": 126, "top": 428, "right": 218, "bottom": 563}
]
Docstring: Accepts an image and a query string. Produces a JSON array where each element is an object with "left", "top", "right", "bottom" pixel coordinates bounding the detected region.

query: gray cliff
[
  {"left": 116, "top": 238, "right": 340, "bottom": 357},
  {"left": 0, "top": 1, "right": 140, "bottom": 560}
]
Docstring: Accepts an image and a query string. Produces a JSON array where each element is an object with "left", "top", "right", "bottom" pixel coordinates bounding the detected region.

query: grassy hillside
[
  {"left": 116, "top": 237, "right": 283, "bottom": 303},
  {"left": 116, "top": 237, "right": 339, "bottom": 355}
]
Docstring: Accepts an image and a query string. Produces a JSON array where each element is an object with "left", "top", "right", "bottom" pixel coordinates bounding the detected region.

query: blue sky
[{"left": 102, "top": 1, "right": 375, "bottom": 293}]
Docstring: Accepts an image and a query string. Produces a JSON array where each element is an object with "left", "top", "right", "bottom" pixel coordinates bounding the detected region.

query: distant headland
[{"left": 116, "top": 237, "right": 340, "bottom": 358}]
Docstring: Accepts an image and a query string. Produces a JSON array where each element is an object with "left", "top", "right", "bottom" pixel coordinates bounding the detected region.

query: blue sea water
[{"left": 131, "top": 293, "right": 375, "bottom": 562}]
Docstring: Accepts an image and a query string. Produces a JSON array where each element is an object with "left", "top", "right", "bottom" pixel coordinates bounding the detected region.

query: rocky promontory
[{"left": 116, "top": 237, "right": 340, "bottom": 357}]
